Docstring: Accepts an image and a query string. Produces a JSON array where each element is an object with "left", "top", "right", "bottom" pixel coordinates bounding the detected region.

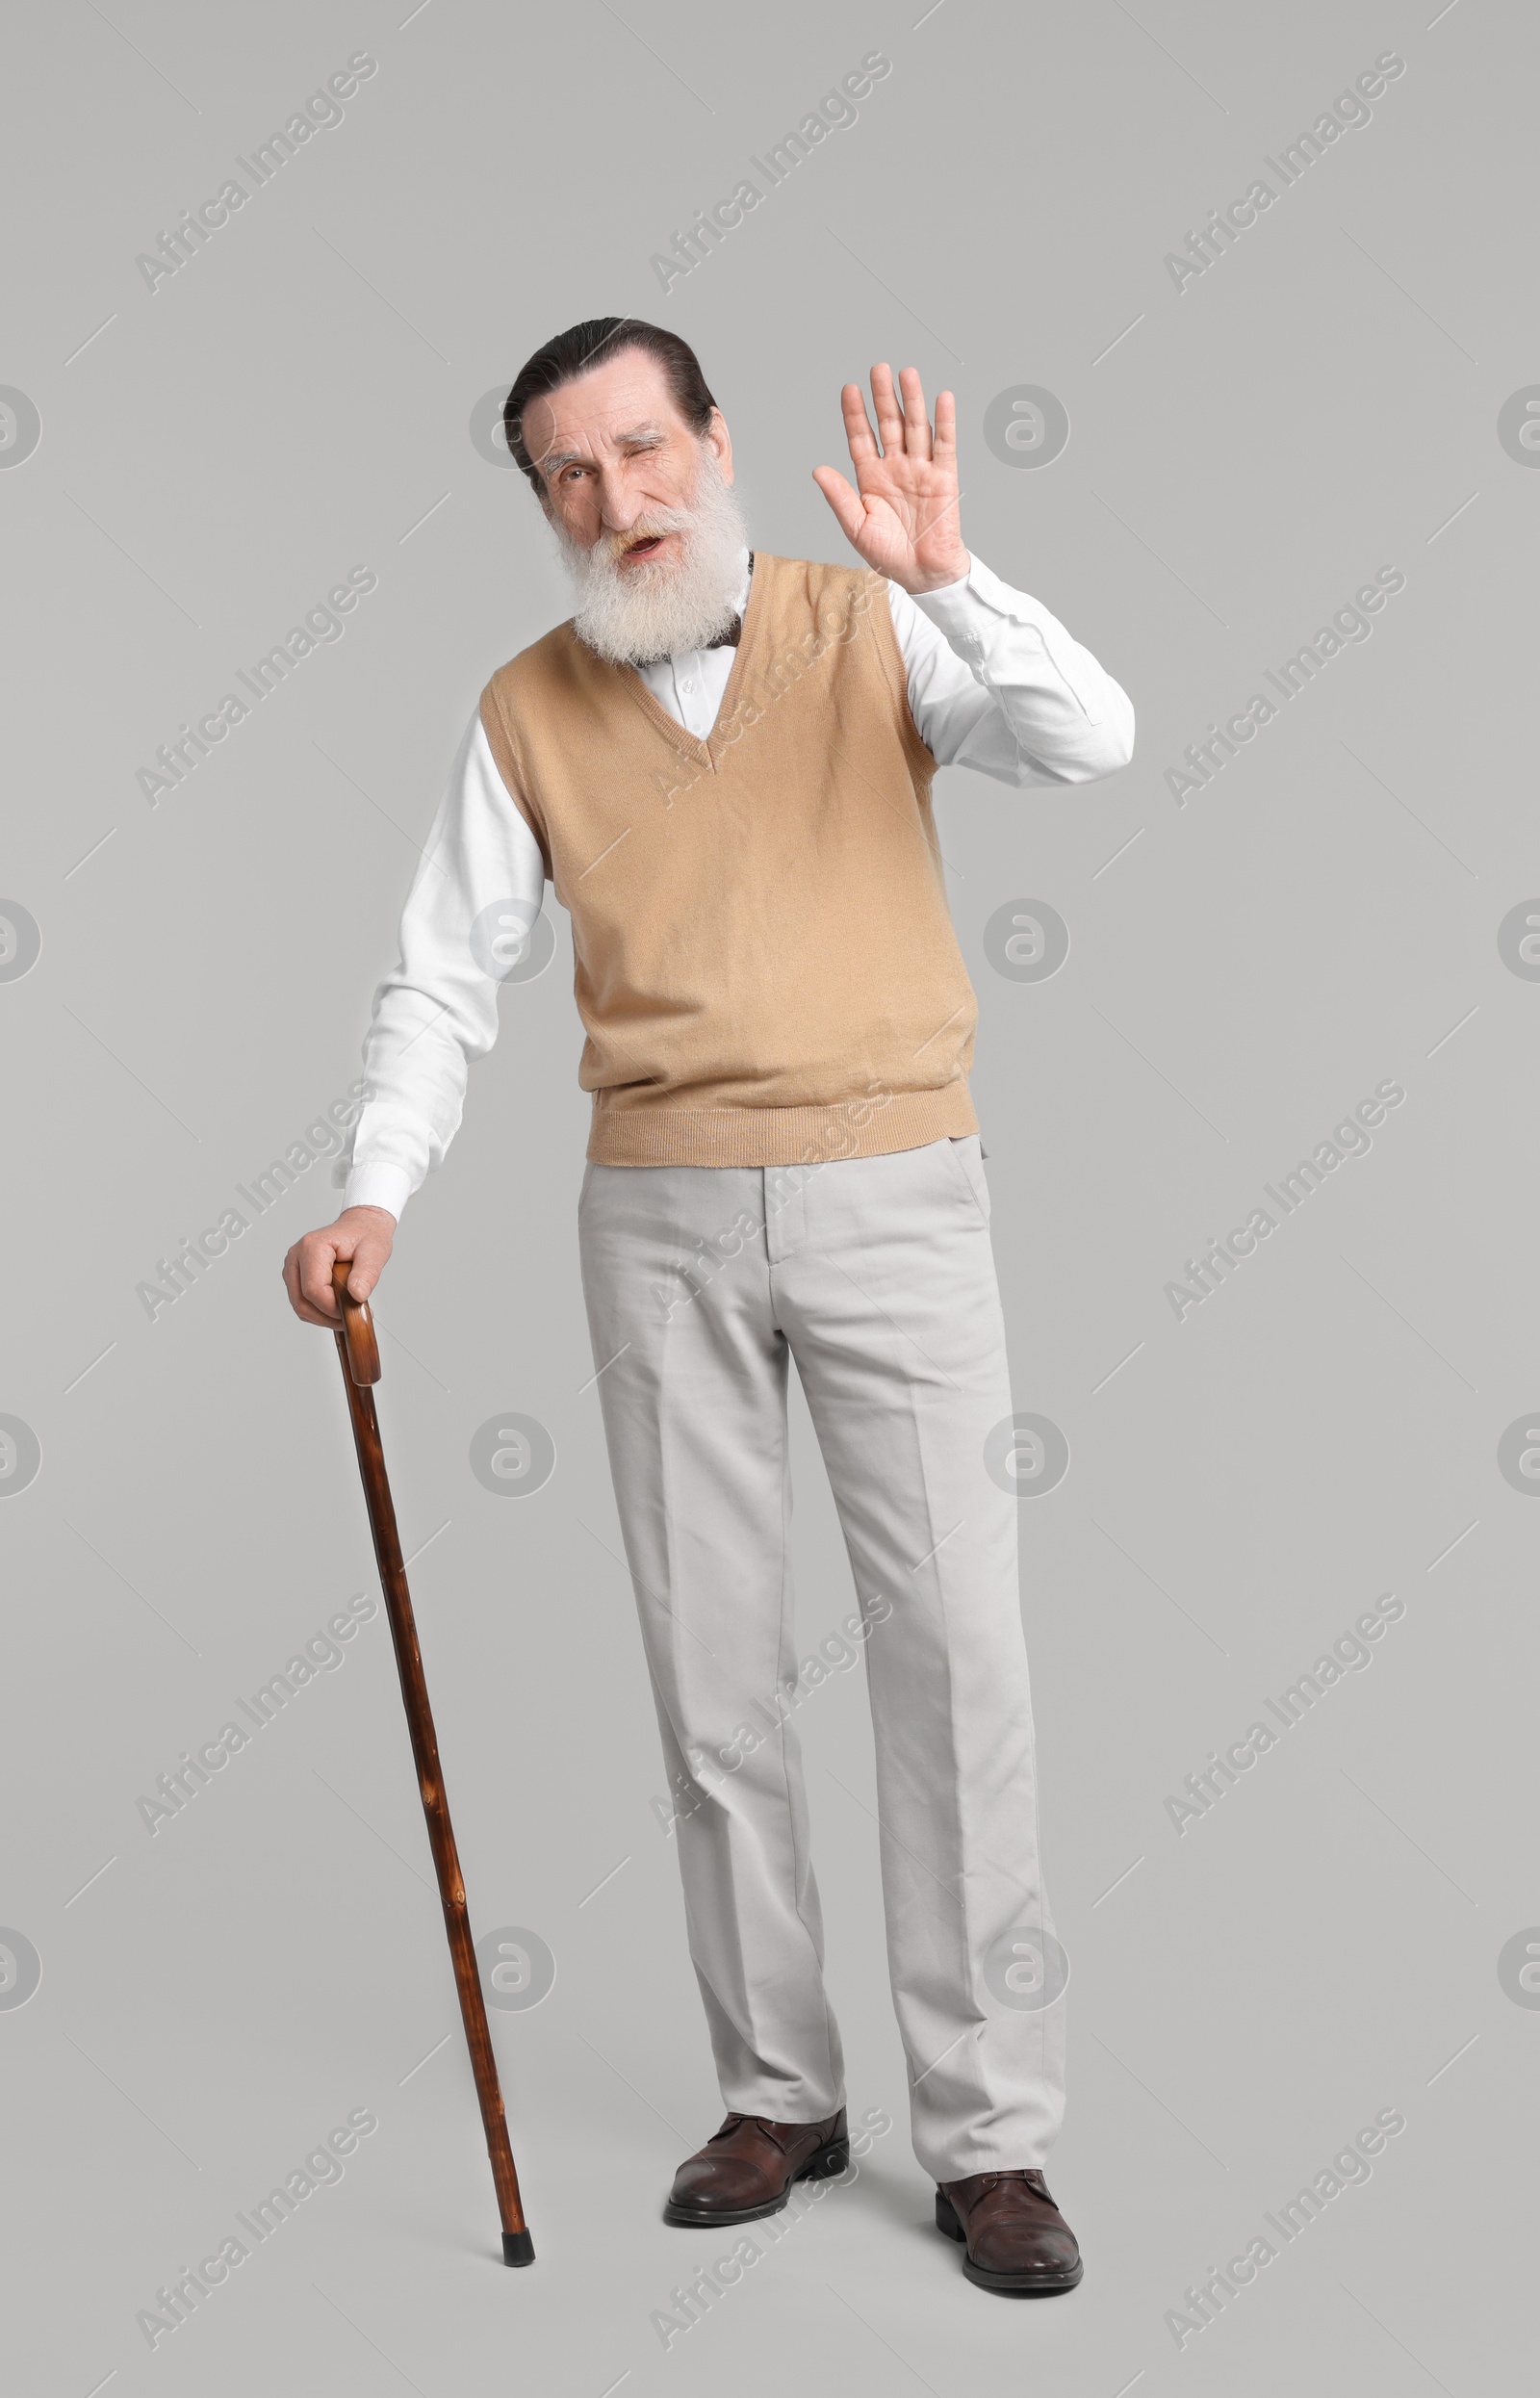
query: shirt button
[{"left": 680, "top": 677, "right": 695, "bottom": 692}]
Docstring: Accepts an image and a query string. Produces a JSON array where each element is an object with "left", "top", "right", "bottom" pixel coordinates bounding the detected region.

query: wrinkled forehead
[{"left": 521, "top": 349, "right": 691, "bottom": 480}]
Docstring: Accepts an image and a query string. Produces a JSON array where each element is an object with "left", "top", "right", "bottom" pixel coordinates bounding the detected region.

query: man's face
[{"left": 522, "top": 348, "right": 733, "bottom": 576}]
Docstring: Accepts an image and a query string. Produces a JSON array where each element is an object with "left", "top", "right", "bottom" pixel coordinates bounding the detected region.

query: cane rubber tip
[{"left": 502, "top": 2230, "right": 535, "bottom": 2266}]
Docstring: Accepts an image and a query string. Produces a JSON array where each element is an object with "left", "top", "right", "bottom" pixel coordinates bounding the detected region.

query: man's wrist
[{"left": 899, "top": 550, "right": 972, "bottom": 598}]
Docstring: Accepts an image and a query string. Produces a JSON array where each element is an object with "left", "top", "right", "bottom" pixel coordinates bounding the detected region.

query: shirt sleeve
[
  {"left": 888, "top": 554, "right": 1135, "bottom": 786},
  {"left": 339, "top": 709, "right": 547, "bottom": 1221}
]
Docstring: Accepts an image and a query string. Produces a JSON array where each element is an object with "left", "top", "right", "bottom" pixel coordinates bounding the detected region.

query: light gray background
[{"left": 3, "top": 1, "right": 1534, "bottom": 2390}]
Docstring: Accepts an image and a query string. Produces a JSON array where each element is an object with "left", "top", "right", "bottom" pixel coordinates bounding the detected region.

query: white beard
[{"left": 553, "top": 448, "right": 750, "bottom": 666}]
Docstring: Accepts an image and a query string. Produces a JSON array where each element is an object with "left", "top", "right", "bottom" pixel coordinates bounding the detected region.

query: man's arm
[
  {"left": 813, "top": 362, "right": 1134, "bottom": 786},
  {"left": 282, "top": 709, "right": 546, "bottom": 1327},
  {"left": 887, "top": 560, "right": 1135, "bottom": 786}
]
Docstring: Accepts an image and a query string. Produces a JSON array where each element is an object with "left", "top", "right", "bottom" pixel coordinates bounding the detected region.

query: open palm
[{"left": 813, "top": 364, "right": 970, "bottom": 596}]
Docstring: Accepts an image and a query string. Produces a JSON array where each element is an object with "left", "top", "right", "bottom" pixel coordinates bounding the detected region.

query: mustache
[{"left": 591, "top": 508, "right": 695, "bottom": 563}]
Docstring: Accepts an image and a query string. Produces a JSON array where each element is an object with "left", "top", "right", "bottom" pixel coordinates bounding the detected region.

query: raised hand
[{"left": 812, "top": 364, "right": 970, "bottom": 596}]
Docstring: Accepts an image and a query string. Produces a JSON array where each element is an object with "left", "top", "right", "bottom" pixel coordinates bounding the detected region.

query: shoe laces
[
  {"left": 979, "top": 2170, "right": 1047, "bottom": 2199},
  {"left": 714, "top": 2112, "right": 787, "bottom": 2154}
]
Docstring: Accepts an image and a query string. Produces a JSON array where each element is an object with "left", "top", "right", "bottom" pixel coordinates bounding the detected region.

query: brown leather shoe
[
  {"left": 665, "top": 2107, "right": 849, "bottom": 2227},
  {"left": 935, "top": 2169, "right": 1083, "bottom": 2294}
]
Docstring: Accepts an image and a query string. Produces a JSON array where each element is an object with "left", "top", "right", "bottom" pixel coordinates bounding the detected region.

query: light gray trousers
[{"left": 577, "top": 1132, "right": 1065, "bottom": 2182}]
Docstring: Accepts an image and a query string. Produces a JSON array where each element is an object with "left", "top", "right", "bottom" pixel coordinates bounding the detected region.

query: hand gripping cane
[{"left": 329, "top": 1258, "right": 533, "bottom": 2266}]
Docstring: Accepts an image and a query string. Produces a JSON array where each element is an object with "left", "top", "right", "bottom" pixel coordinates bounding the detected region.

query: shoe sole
[
  {"left": 935, "top": 2191, "right": 1084, "bottom": 2295},
  {"left": 664, "top": 2137, "right": 852, "bottom": 2227}
]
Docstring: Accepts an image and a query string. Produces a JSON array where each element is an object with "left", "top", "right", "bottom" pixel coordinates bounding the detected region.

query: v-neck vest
[{"left": 479, "top": 552, "right": 980, "bottom": 1167}]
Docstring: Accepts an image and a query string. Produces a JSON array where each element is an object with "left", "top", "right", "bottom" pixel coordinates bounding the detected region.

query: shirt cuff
[
  {"left": 906, "top": 554, "right": 973, "bottom": 619},
  {"left": 343, "top": 1161, "right": 411, "bottom": 1221},
  {"left": 911, "top": 552, "right": 1047, "bottom": 638}
]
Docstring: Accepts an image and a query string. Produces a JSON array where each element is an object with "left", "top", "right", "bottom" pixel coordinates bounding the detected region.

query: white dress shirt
[{"left": 340, "top": 551, "right": 1133, "bottom": 1220}]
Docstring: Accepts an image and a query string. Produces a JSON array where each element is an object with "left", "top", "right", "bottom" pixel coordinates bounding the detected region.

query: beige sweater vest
[{"left": 479, "top": 552, "right": 981, "bottom": 1167}]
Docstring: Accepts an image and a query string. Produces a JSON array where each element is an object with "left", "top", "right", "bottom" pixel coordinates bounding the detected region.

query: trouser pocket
[{"left": 945, "top": 1134, "right": 991, "bottom": 1225}]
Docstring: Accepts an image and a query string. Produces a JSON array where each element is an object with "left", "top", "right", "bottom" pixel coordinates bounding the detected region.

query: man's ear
[{"left": 706, "top": 405, "right": 733, "bottom": 485}]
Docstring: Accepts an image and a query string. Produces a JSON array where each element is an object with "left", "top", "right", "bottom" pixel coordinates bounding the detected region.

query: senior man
[{"left": 284, "top": 318, "right": 1133, "bottom": 2295}]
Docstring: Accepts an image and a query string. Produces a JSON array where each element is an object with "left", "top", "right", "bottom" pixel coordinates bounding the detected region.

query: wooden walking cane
[{"left": 329, "top": 1258, "right": 534, "bottom": 2266}]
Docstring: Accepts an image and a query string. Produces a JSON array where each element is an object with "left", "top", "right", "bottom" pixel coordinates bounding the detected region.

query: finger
[
  {"left": 344, "top": 1240, "right": 390, "bottom": 1302},
  {"left": 933, "top": 387, "right": 957, "bottom": 465},
  {"left": 869, "top": 362, "right": 904, "bottom": 457},
  {"left": 838, "top": 381, "right": 879, "bottom": 467},
  {"left": 812, "top": 464, "right": 869, "bottom": 546},
  {"left": 282, "top": 1250, "right": 340, "bottom": 1329},
  {"left": 281, "top": 1245, "right": 313, "bottom": 1316},
  {"left": 898, "top": 366, "right": 932, "bottom": 459},
  {"left": 298, "top": 1236, "right": 344, "bottom": 1321}
]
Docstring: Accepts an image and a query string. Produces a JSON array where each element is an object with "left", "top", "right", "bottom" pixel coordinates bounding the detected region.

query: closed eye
[{"left": 552, "top": 431, "right": 665, "bottom": 486}]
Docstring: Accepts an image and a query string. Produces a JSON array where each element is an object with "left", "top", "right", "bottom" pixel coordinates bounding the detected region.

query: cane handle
[{"left": 332, "top": 1257, "right": 382, "bottom": 1386}]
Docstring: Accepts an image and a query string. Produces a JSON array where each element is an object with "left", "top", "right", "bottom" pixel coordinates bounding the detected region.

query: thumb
[
  {"left": 336, "top": 1234, "right": 390, "bottom": 1303},
  {"left": 811, "top": 465, "right": 867, "bottom": 547},
  {"left": 343, "top": 1247, "right": 386, "bottom": 1302}
]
